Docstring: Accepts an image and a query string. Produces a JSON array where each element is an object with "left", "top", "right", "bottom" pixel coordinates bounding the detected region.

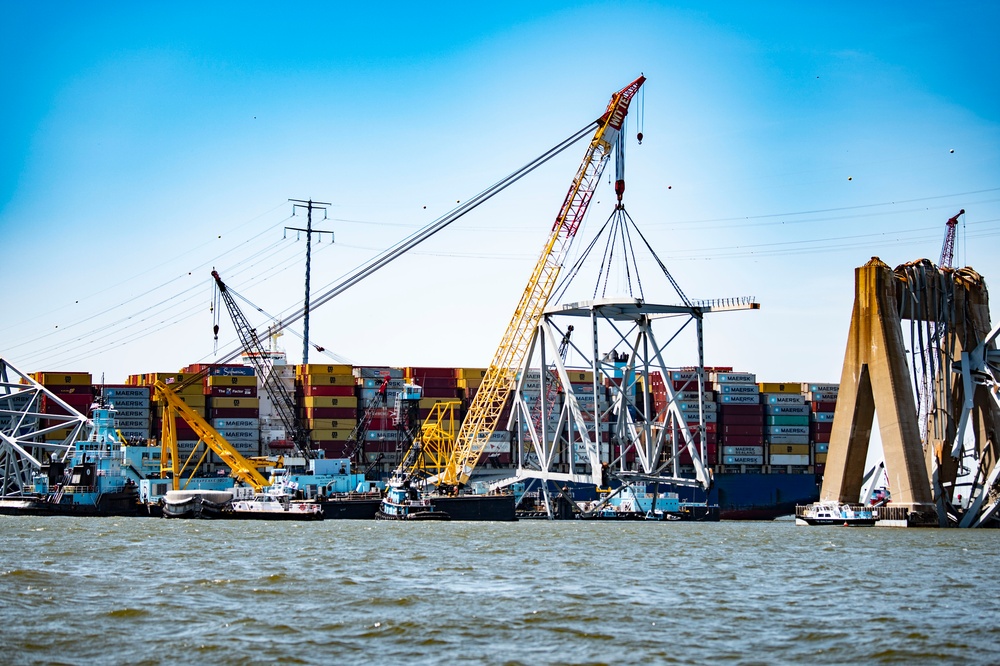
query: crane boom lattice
[
  {"left": 440, "top": 76, "right": 645, "bottom": 487},
  {"left": 211, "top": 270, "right": 311, "bottom": 457}
]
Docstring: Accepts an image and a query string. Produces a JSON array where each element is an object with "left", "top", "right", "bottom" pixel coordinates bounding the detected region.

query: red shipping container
[
  {"left": 419, "top": 377, "right": 459, "bottom": 389},
  {"left": 718, "top": 403, "right": 764, "bottom": 415},
  {"left": 299, "top": 384, "right": 356, "bottom": 397},
  {"left": 814, "top": 463, "right": 826, "bottom": 475},
  {"left": 811, "top": 401, "right": 837, "bottom": 412},
  {"left": 811, "top": 431, "right": 832, "bottom": 443},
  {"left": 43, "top": 385, "right": 94, "bottom": 396},
  {"left": 721, "top": 424, "right": 764, "bottom": 436},
  {"left": 210, "top": 407, "right": 260, "bottom": 419},
  {"left": 810, "top": 422, "right": 833, "bottom": 434},
  {"left": 302, "top": 407, "right": 360, "bottom": 420},
  {"left": 718, "top": 433, "right": 764, "bottom": 446},
  {"left": 314, "top": 441, "right": 352, "bottom": 458},
  {"left": 717, "top": 414, "right": 764, "bottom": 426},
  {"left": 421, "top": 387, "right": 462, "bottom": 398},
  {"left": 406, "top": 367, "right": 456, "bottom": 379}
]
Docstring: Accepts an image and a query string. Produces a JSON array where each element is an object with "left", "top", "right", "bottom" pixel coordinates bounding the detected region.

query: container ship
[{"left": 5, "top": 359, "right": 831, "bottom": 520}]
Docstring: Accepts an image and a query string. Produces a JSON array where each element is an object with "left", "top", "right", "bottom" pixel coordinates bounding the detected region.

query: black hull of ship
[
  {"left": 432, "top": 494, "right": 516, "bottom": 521},
  {"left": 319, "top": 496, "right": 382, "bottom": 519},
  {"left": 0, "top": 491, "right": 140, "bottom": 517}
]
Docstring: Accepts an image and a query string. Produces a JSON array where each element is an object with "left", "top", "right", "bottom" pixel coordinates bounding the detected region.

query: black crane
[{"left": 211, "top": 270, "right": 313, "bottom": 458}]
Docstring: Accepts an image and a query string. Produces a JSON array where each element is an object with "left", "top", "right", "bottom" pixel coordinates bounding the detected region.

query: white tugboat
[{"left": 795, "top": 500, "right": 876, "bottom": 526}]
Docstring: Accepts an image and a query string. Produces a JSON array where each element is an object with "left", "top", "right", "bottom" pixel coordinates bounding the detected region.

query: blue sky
[{"left": 1, "top": 1, "right": 998, "bottom": 383}]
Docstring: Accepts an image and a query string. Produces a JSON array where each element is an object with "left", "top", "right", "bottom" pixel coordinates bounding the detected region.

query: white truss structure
[
  {"left": 0, "top": 358, "right": 90, "bottom": 495},
  {"left": 493, "top": 297, "right": 756, "bottom": 512},
  {"left": 953, "top": 322, "right": 1000, "bottom": 527}
]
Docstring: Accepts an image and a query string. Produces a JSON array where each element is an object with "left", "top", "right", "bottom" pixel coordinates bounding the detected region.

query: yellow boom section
[
  {"left": 154, "top": 380, "right": 270, "bottom": 492},
  {"left": 440, "top": 76, "right": 645, "bottom": 487}
]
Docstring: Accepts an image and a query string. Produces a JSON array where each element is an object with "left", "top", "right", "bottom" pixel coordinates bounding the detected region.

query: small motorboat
[{"left": 795, "top": 500, "right": 876, "bottom": 526}]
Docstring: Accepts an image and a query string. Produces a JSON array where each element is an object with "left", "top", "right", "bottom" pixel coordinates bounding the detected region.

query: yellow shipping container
[
  {"left": 211, "top": 397, "right": 258, "bottom": 409},
  {"left": 758, "top": 382, "right": 802, "bottom": 394},
  {"left": 455, "top": 368, "right": 488, "bottom": 380},
  {"left": 567, "top": 371, "right": 594, "bottom": 384},
  {"left": 307, "top": 419, "right": 359, "bottom": 431},
  {"left": 31, "top": 372, "right": 92, "bottom": 386},
  {"left": 207, "top": 375, "right": 257, "bottom": 387},
  {"left": 302, "top": 396, "right": 358, "bottom": 409},
  {"left": 297, "top": 364, "right": 353, "bottom": 377},
  {"left": 43, "top": 428, "right": 73, "bottom": 439},
  {"left": 769, "top": 444, "right": 810, "bottom": 455},
  {"left": 457, "top": 378, "right": 482, "bottom": 390},
  {"left": 814, "top": 452, "right": 828, "bottom": 464},
  {"left": 297, "top": 372, "right": 356, "bottom": 386},
  {"left": 310, "top": 429, "right": 351, "bottom": 441}
]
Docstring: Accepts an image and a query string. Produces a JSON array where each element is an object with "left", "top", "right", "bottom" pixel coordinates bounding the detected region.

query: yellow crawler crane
[
  {"left": 439, "top": 75, "right": 646, "bottom": 489},
  {"left": 154, "top": 380, "right": 270, "bottom": 492}
]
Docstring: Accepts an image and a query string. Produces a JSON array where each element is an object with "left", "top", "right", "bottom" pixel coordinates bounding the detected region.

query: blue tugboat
[
  {"left": 0, "top": 405, "right": 139, "bottom": 516},
  {"left": 376, "top": 474, "right": 450, "bottom": 521}
]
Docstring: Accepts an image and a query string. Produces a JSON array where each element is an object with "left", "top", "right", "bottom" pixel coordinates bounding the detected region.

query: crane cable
[{"left": 206, "top": 121, "right": 601, "bottom": 368}]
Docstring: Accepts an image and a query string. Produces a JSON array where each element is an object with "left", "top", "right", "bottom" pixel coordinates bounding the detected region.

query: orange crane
[{"left": 437, "top": 75, "right": 645, "bottom": 489}]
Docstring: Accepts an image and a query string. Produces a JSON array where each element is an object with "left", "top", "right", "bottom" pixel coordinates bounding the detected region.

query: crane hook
[{"left": 637, "top": 132, "right": 643, "bottom": 144}]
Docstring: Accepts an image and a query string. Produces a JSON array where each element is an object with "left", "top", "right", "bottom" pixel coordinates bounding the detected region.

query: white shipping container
[
  {"left": 814, "top": 442, "right": 829, "bottom": 453},
  {"left": 765, "top": 394, "right": 805, "bottom": 406},
  {"left": 670, "top": 371, "right": 699, "bottom": 381},
  {"left": 770, "top": 454, "right": 810, "bottom": 465},
  {"left": 808, "top": 391, "right": 838, "bottom": 402},
  {"left": 118, "top": 428, "right": 150, "bottom": 439},
  {"left": 813, "top": 412, "right": 835, "bottom": 422}
]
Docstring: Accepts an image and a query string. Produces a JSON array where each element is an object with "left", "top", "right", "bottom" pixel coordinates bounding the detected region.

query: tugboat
[
  {"left": 795, "top": 500, "right": 876, "bottom": 526},
  {"left": 0, "top": 404, "right": 139, "bottom": 516},
  {"left": 376, "top": 474, "right": 450, "bottom": 521}
]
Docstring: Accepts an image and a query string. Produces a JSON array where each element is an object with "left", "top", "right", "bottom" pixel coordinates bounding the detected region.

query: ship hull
[
  {"left": 432, "top": 494, "right": 517, "bottom": 521},
  {"left": 0, "top": 490, "right": 140, "bottom": 517}
]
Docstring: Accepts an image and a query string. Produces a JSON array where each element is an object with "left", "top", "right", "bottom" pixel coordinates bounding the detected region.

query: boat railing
[{"left": 62, "top": 484, "right": 96, "bottom": 494}]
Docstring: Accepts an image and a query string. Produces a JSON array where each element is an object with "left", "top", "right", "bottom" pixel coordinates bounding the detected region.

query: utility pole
[{"left": 287, "top": 199, "right": 332, "bottom": 365}]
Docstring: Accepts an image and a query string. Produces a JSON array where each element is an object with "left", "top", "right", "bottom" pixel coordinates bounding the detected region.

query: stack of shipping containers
[
  {"left": 30, "top": 372, "right": 93, "bottom": 443},
  {"left": 714, "top": 371, "right": 765, "bottom": 473},
  {"left": 295, "top": 364, "right": 357, "bottom": 458},
  {"left": 144, "top": 372, "right": 207, "bottom": 469},
  {"left": 354, "top": 365, "right": 404, "bottom": 469},
  {"left": 806, "top": 382, "right": 839, "bottom": 476},
  {"left": 762, "top": 382, "right": 811, "bottom": 473},
  {"left": 101, "top": 384, "right": 152, "bottom": 443},
  {"left": 198, "top": 364, "right": 259, "bottom": 462},
  {"left": 668, "top": 369, "right": 719, "bottom": 472}
]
